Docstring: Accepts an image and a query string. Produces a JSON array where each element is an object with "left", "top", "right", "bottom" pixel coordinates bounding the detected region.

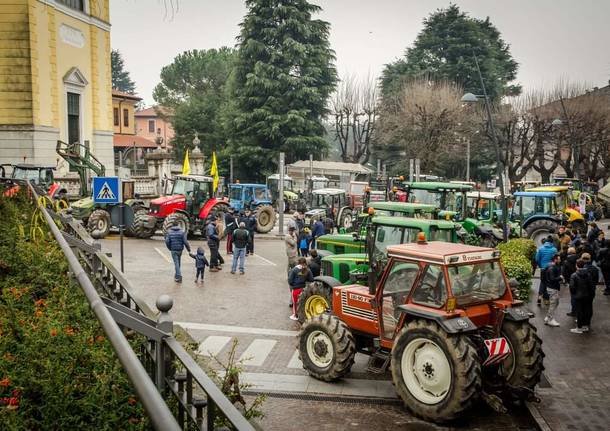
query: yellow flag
[
  {"left": 210, "top": 151, "right": 219, "bottom": 192},
  {"left": 182, "top": 149, "right": 190, "bottom": 175}
]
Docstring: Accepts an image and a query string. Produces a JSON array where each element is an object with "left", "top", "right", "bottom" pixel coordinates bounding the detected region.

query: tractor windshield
[
  {"left": 172, "top": 179, "right": 196, "bottom": 196},
  {"left": 466, "top": 197, "right": 493, "bottom": 220},
  {"left": 373, "top": 225, "right": 421, "bottom": 266},
  {"left": 409, "top": 189, "right": 442, "bottom": 207},
  {"left": 429, "top": 228, "right": 453, "bottom": 242},
  {"left": 230, "top": 187, "right": 242, "bottom": 201},
  {"left": 253, "top": 187, "right": 270, "bottom": 201},
  {"left": 447, "top": 261, "right": 507, "bottom": 306},
  {"left": 513, "top": 196, "right": 555, "bottom": 220},
  {"left": 13, "top": 167, "right": 43, "bottom": 183},
  {"left": 314, "top": 193, "right": 333, "bottom": 208}
]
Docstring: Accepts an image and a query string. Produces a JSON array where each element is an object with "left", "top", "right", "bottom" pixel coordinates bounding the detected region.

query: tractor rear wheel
[
  {"left": 497, "top": 320, "right": 544, "bottom": 389},
  {"left": 162, "top": 212, "right": 190, "bottom": 237},
  {"left": 391, "top": 319, "right": 481, "bottom": 423},
  {"left": 133, "top": 210, "right": 156, "bottom": 239},
  {"left": 338, "top": 209, "right": 353, "bottom": 231},
  {"left": 524, "top": 219, "right": 557, "bottom": 246},
  {"left": 87, "top": 209, "right": 111, "bottom": 239},
  {"left": 299, "top": 313, "right": 356, "bottom": 382},
  {"left": 125, "top": 205, "right": 145, "bottom": 237},
  {"left": 297, "top": 282, "right": 332, "bottom": 323},
  {"left": 255, "top": 204, "right": 276, "bottom": 233}
]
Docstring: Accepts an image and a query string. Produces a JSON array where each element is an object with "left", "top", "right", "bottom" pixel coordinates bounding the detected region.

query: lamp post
[{"left": 461, "top": 56, "right": 508, "bottom": 242}]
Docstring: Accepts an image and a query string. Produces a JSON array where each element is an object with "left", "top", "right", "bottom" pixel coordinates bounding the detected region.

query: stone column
[
  {"left": 145, "top": 150, "right": 173, "bottom": 195},
  {"left": 190, "top": 147, "right": 205, "bottom": 175}
]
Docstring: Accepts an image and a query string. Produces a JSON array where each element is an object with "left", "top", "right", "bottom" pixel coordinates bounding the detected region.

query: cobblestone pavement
[
  {"left": 528, "top": 276, "right": 610, "bottom": 431},
  {"left": 100, "top": 235, "right": 535, "bottom": 430}
]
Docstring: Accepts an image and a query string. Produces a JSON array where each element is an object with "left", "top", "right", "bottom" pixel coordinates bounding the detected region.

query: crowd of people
[{"left": 536, "top": 223, "right": 610, "bottom": 334}]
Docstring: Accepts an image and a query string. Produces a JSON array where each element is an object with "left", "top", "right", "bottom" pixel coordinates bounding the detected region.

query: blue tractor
[{"left": 228, "top": 183, "right": 277, "bottom": 233}]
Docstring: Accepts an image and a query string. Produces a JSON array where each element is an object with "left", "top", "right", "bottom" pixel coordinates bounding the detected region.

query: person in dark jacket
[
  {"left": 562, "top": 247, "right": 578, "bottom": 316},
  {"left": 308, "top": 249, "right": 321, "bottom": 277},
  {"left": 225, "top": 209, "right": 237, "bottom": 255},
  {"left": 206, "top": 218, "right": 221, "bottom": 272},
  {"left": 587, "top": 222, "right": 601, "bottom": 244},
  {"left": 311, "top": 219, "right": 325, "bottom": 248},
  {"left": 231, "top": 222, "right": 250, "bottom": 275},
  {"left": 582, "top": 252, "right": 598, "bottom": 329},
  {"left": 544, "top": 254, "right": 562, "bottom": 327},
  {"left": 189, "top": 247, "right": 209, "bottom": 283},
  {"left": 288, "top": 257, "right": 314, "bottom": 321},
  {"left": 323, "top": 215, "right": 335, "bottom": 234},
  {"left": 599, "top": 238, "right": 610, "bottom": 295},
  {"left": 536, "top": 238, "right": 558, "bottom": 305},
  {"left": 164, "top": 222, "right": 191, "bottom": 283},
  {"left": 244, "top": 210, "right": 257, "bottom": 255},
  {"left": 570, "top": 259, "right": 591, "bottom": 334}
]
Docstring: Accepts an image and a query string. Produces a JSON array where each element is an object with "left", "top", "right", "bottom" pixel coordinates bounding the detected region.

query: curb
[{"left": 525, "top": 402, "right": 553, "bottom": 431}]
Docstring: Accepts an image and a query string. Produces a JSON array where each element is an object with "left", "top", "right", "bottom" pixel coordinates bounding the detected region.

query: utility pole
[
  {"left": 229, "top": 156, "right": 234, "bottom": 184},
  {"left": 278, "top": 152, "right": 285, "bottom": 236},
  {"left": 466, "top": 138, "right": 471, "bottom": 181}
]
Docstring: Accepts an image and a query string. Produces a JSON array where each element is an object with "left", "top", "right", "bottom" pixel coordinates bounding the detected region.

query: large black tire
[
  {"left": 297, "top": 282, "right": 332, "bottom": 323},
  {"left": 212, "top": 202, "right": 230, "bottom": 217},
  {"left": 570, "top": 219, "right": 586, "bottom": 235},
  {"left": 255, "top": 204, "right": 276, "bottom": 233},
  {"left": 498, "top": 320, "right": 544, "bottom": 389},
  {"left": 125, "top": 205, "right": 145, "bottom": 237},
  {"left": 87, "top": 209, "right": 111, "bottom": 239},
  {"left": 524, "top": 219, "right": 558, "bottom": 246},
  {"left": 338, "top": 208, "right": 353, "bottom": 231},
  {"left": 299, "top": 314, "right": 356, "bottom": 382},
  {"left": 162, "top": 212, "right": 190, "bottom": 237},
  {"left": 391, "top": 319, "right": 481, "bottom": 423},
  {"left": 133, "top": 211, "right": 156, "bottom": 239}
]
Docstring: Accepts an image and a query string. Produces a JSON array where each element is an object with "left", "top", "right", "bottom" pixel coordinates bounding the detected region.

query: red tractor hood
[{"left": 150, "top": 194, "right": 186, "bottom": 217}]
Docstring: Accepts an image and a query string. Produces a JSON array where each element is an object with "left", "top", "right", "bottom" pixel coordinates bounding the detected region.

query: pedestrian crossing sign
[{"left": 92, "top": 176, "right": 120, "bottom": 204}]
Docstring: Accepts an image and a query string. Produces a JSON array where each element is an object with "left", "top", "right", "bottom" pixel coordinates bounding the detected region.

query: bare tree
[{"left": 331, "top": 74, "right": 378, "bottom": 164}]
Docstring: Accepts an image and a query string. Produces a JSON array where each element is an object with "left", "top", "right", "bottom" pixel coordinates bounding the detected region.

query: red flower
[
  {"left": 50, "top": 328, "right": 58, "bottom": 337},
  {"left": 34, "top": 310, "right": 44, "bottom": 318},
  {"left": 64, "top": 327, "right": 75, "bottom": 336},
  {"left": 127, "top": 397, "right": 137, "bottom": 405},
  {"left": 96, "top": 335, "right": 105, "bottom": 343},
  {"left": 3, "top": 352, "right": 14, "bottom": 362},
  {"left": 34, "top": 299, "right": 46, "bottom": 307},
  {"left": 0, "top": 377, "right": 10, "bottom": 387}
]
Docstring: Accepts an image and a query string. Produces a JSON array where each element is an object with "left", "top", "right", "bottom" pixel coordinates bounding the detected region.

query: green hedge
[
  {"left": 498, "top": 238, "right": 535, "bottom": 301},
  {"left": 0, "top": 192, "right": 148, "bottom": 429}
]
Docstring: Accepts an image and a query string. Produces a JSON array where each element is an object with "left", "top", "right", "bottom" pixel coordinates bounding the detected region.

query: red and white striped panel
[{"left": 483, "top": 337, "right": 512, "bottom": 367}]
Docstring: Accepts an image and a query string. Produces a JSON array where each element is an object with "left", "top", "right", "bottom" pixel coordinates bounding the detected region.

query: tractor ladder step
[{"left": 366, "top": 349, "right": 391, "bottom": 374}]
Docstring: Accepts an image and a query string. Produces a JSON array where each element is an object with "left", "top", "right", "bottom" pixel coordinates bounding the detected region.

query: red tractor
[
  {"left": 298, "top": 238, "right": 543, "bottom": 423},
  {"left": 133, "top": 174, "right": 229, "bottom": 238}
]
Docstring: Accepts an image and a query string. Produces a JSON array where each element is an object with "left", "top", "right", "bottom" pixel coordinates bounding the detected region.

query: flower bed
[
  {"left": 0, "top": 192, "right": 148, "bottom": 429},
  {"left": 498, "top": 238, "right": 536, "bottom": 302}
]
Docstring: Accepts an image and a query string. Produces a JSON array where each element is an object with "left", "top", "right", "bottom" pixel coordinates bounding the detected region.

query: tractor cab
[
  {"left": 298, "top": 240, "right": 542, "bottom": 423},
  {"left": 229, "top": 183, "right": 272, "bottom": 213},
  {"left": 403, "top": 181, "right": 472, "bottom": 221},
  {"left": 11, "top": 164, "right": 56, "bottom": 188},
  {"left": 266, "top": 174, "right": 300, "bottom": 212},
  {"left": 170, "top": 175, "right": 215, "bottom": 216},
  {"left": 305, "top": 188, "right": 353, "bottom": 231}
]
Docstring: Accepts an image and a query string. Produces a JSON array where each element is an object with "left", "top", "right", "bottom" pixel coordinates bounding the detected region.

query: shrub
[
  {"left": 0, "top": 192, "right": 148, "bottom": 429},
  {"left": 498, "top": 238, "right": 535, "bottom": 301}
]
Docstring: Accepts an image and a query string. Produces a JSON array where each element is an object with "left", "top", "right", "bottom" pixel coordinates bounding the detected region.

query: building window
[
  {"left": 148, "top": 120, "right": 155, "bottom": 133},
  {"left": 57, "top": 0, "right": 84, "bottom": 12},
  {"left": 67, "top": 92, "right": 80, "bottom": 144},
  {"left": 123, "top": 109, "right": 129, "bottom": 127},
  {"left": 113, "top": 108, "right": 119, "bottom": 126}
]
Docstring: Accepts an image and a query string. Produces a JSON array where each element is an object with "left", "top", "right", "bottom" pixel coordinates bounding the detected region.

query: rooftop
[
  {"left": 372, "top": 216, "right": 455, "bottom": 228},
  {"left": 312, "top": 188, "right": 346, "bottom": 195},
  {"left": 405, "top": 181, "right": 473, "bottom": 191},
  {"left": 288, "top": 160, "right": 372, "bottom": 174},
  {"left": 368, "top": 201, "right": 437, "bottom": 212},
  {"left": 111, "top": 89, "right": 142, "bottom": 101},
  {"left": 466, "top": 191, "right": 500, "bottom": 199},
  {"left": 135, "top": 106, "right": 174, "bottom": 117},
  {"left": 387, "top": 241, "right": 495, "bottom": 263},
  {"left": 113, "top": 135, "right": 157, "bottom": 148}
]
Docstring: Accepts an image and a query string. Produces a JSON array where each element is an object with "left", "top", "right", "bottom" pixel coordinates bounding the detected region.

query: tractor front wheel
[
  {"left": 391, "top": 319, "right": 481, "bottom": 423},
  {"left": 87, "top": 209, "right": 111, "bottom": 239},
  {"left": 255, "top": 204, "right": 276, "bottom": 233},
  {"left": 497, "top": 320, "right": 544, "bottom": 390},
  {"left": 299, "top": 314, "right": 356, "bottom": 382},
  {"left": 162, "top": 212, "right": 190, "bottom": 237},
  {"left": 297, "top": 282, "right": 332, "bottom": 323},
  {"left": 338, "top": 209, "right": 353, "bottom": 231},
  {"left": 133, "top": 210, "right": 156, "bottom": 239},
  {"left": 524, "top": 219, "right": 557, "bottom": 246}
]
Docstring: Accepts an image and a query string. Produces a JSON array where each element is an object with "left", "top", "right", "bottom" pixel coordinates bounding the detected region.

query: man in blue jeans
[
  {"left": 231, "top": 222, "right": 250, "bottom": 275},
  {"left": 165, "top": 220, "right": 191, "bottom": 283}
]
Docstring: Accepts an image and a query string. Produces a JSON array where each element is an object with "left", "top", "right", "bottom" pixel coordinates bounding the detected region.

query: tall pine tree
[
  {"left": 111, "top": 49, "right": 136, "bottom": 94},
  {"left": 229, "top": 0, "right": 337, "bottom": 178},
  {"left": 381, "top": 5, "right": 520, "bottom": 102}
]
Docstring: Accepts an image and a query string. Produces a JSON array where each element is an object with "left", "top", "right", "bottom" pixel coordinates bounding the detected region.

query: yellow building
[{"left": 0, "top": 0, "right": 114, "bottom": 174}]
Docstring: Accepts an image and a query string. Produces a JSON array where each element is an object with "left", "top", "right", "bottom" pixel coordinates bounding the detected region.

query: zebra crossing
[{"left": 177, "top": 321, "right": 398, "bottom": 399}]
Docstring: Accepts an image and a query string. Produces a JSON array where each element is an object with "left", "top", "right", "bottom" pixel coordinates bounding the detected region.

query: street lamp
[{"left": 461, "top": 55, "right": 509, "bottom": 242}]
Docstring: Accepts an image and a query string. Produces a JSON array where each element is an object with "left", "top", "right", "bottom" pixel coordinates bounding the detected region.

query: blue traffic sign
[{"left": 92, "top": 176, "right": 120, "bottom": 204}]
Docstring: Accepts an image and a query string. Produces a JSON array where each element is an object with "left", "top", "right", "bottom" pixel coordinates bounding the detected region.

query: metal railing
[{"left": 21, "top": 180, "right": 255, "bottom": 431}]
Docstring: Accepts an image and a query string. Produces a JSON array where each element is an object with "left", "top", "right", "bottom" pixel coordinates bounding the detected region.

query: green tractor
[
  {"left": 266, "top": 174, "right": 302, "bottom": 213},
  {"left": 57, "top": 140, "right": 145, "bottom": 239},
  {"left": 459, "top": 191, "right": 515, "bottom": 247},
  {"left": 298, "top": 216, "right": 458, "bottom": 322},
  {"left": 402, "top": 181, "right": 472, "bottom": 220}
]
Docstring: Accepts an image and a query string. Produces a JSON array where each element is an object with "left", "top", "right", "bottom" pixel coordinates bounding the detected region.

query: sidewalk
[{"left": 528, "top": 279, "right": 610, "bottom": 431}]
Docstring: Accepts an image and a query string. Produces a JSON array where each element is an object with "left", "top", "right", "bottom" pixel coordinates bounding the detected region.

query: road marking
[
  {"left": 154, "top": 247, "right": 172, "bottom": 263},
  {"left": 196, "top": 335, "right": 232, "bottom": 357},
  {"left": 287, "top": 350, "right": 302, "bottom": 369},
  {"left": 177, "top": 322, "right": 298, "bottom": 337},
  {"left": 251, "top": 253, "right": 277, "bottom": 266},
  {"left": 239, "top": 339, "right": 277, "bottom": 366}
]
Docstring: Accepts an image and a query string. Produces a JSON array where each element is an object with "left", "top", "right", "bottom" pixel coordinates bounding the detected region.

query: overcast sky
[{"left": 110, "top": 0, "right": 610, "bottom": 106}]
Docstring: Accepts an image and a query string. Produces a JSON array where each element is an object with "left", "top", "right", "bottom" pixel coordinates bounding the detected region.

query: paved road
[{"left": 100, "top": 234, "right": 534, "bottom": 430}]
